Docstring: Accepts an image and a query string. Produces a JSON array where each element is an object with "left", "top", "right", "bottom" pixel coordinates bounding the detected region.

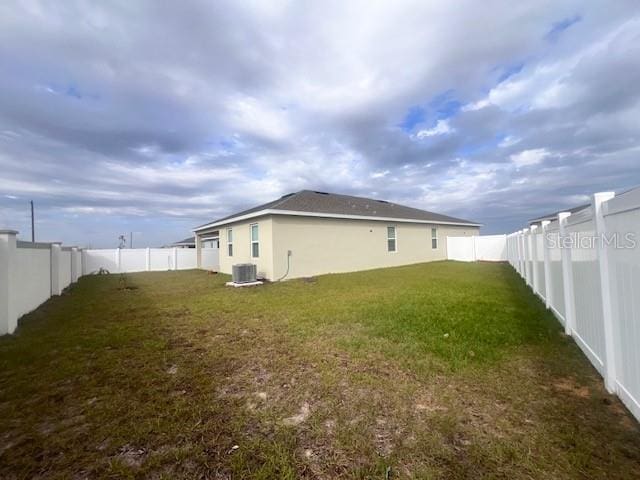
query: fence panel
[
  {"left": 505, "top": 188, "right": 640, "bottom": 422},
  {"left": 525, "top": 233, "right": 533, "bottom": 286},
  {"left": 120, "top": 249, "right": 148, "bottom": 272},
  {"left": 534, "top": 232, "right": 546, "bottom": 298},
  {"left": 475, "top": 235, "right": 507, "bottom": 261},
  {"left": 201, "top": 248, "right": 219, "bottom": 270},
  {"left": 446, "top": 237, "right": 475, "bottom": 261},
  {"left": 149, "top": 248, "right": 174, "bottom": 271},
  {"left": 60, "top": 250, "right": 72, "bottom": 290},
  {"left": 84, "top": 249, "right": 117, "bottom": 274},
  {"left": 83, "top": 248, "right": 212, "bottom": 273},
  {"left": 2, "top": 234, "right": 214, "bottom": 335},
  {"left": 177, "top": 249, "right": 197, "bottom": 269},
  {"left": 446, "top": 235, "right": 506, "bottom": 262},
  {"left": 603, "top": 189, "right": 640, "bottom": 419},
  {"left": 14, "top": 245, "right": 51, "bottom": 321},
  {"left": 565, "top": 210, "right": 605, "bottom": 374},
  {"left": 546, "top": 227, "right": 566, "bottom": 321}
]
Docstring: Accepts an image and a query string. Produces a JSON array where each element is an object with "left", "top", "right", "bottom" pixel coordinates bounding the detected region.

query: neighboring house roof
[
  {"left": 194, "top": 190, "right": 481, "bottom": 231},
  {"left": 528, "top": 203, "right": 590, "bottom": 225},
  {"left": 172, "top": 236, "right": 195, "bottom": 246}
]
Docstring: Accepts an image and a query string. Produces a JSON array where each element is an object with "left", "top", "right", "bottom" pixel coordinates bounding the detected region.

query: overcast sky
[{"left": 1, "top": 1, "right": 639, "bottom": 247}]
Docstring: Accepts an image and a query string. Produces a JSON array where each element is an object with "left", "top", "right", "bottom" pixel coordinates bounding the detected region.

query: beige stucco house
[{"left": 193, "top": 190, "right": 480, "bottom": 280}]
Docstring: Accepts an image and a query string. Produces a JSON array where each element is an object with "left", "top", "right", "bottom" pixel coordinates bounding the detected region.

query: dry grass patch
[{"left": 0, "top": 262, "right": 639, "bottom": 479}]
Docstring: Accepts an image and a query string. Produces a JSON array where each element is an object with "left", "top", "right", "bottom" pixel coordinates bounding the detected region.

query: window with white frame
[
  {"left": 431, "top": 227, "right": 438, "bottom": 249},
  {"left": 250, "top": 223, "right": 259, "bottom": 257},
  {"left": 227, "top": 228, "right": 233, "bottom": 256},
  {"left": 387, "top": 226, "right": 397, "bottom": 252}
]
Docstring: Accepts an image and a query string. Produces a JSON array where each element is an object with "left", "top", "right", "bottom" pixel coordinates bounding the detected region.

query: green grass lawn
[{"left": 1, "top": 261, "right": 638, "bottom": 479}]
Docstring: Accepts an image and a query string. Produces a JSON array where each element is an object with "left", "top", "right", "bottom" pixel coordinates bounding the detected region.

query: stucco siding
[
  {"left": 216, "top": 216, "right": 274, "bottom": 279},
  {"left": 271, "top": 215, "right": 478, "bottom": 280}
]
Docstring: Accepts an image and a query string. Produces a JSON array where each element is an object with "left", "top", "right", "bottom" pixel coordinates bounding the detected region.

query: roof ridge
[
  {"left": 295, "top": 190, "right": 469, "bottom": 220},
  {"left": 194, "top": 189, "right": 480, "bottom": 231},
  {"left": 272, "top": 190, "right": 304, "bottom": 209}
]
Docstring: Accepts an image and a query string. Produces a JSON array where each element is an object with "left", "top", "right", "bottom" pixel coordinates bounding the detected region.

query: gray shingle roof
[
  {"left": 195, "top": 190, "right": 480, "bottom": 229},
  {"left": 172, "top": 236, "right": 195, "bottom": 245},
  {"left": 528, "top": 204, "right": 590, "bottom": 224}
]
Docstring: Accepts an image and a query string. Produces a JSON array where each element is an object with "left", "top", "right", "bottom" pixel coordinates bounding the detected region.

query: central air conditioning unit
[{"left": 232, "top": 263, "right": 257, "bottom": 284}]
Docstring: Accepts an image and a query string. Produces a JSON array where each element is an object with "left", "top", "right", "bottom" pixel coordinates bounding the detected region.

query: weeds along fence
[
  {"left": 507, "top": 187, "right": 640, "bottom": 421},
  {"left": 0, "top": 234, "right": 219, "bottom": 335}
]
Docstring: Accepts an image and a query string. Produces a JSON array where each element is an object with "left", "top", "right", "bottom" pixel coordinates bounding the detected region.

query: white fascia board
[{"left": 194, "top": 208, "right": 482, "bottom": 232}]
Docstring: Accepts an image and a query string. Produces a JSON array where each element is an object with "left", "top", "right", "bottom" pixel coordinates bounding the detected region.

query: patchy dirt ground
[{"left": 0, "top": 263, "right": 639, "bottom": 479}]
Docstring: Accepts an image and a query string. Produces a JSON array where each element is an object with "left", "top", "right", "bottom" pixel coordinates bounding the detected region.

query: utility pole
[
  {"left": 130, "top": 231, "right": 133, "bottom": 249},
  {"left": 30, "top": 200, "right": 35, "bottom": 242}
]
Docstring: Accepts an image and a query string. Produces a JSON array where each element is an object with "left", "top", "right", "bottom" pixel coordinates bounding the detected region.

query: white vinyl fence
[
  {"left": 0, "top": 234, "right": 82, "bottom": 335},
  {"left": 447, "top": 234, "right": 507, "bottom": 262},
  {"left": 0, "top": 230, "right": 219, "bottom": 335},
  {"left": 507, "top": 187, "right": 640, "bottom": 421},
  {"left": 81, "top": 247, "right": 217, "bottom": 274}
]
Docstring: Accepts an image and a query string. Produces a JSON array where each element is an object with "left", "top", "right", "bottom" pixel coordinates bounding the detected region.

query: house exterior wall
[
  {"left": 198, "top": 214, "right": 478, "bottom": 281},
  {"left": 270, "top": 215, "right": 478, "bottom": 280},
  {"left": 214, "top": 216, "right": 275, "bottom": 279}
]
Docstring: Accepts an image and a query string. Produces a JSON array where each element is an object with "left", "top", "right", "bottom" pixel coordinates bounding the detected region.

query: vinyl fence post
[
  {"left": 514, "top": 231, "right": 522, "bottom": 277},
  {"left": 541, "top": 220, "right": 552, "bottom": 308},
  {"left": 115, "top": 248, "right": 121, "bottom": 273},
  {"left": 0, "top": 230, "right": 18, "bottom": 335},
  {"left": 592, "top": 191, "right": 617, "bottom": 393},
  {"left": 523, "top": 231, "right": 530, "bottom": 283},
  {"left": 558, "top": 212, "right": 576, "bottom": 336},
  {"left": 519, "top": 230, "right": 525, "bottom": 276},
  {"left": 511, "top": 234, "right": 516, "bottom": 268},
  {"left": 146, "top": 247, "right": 151, "bottom": 271},
  {"left": 511, "top": 234, "right": 516, "bottom": 270},
  {"left": 51, "top": 242, "right": 62, "bottom": 296},
  {"left": 71, "top": 247, "right": 78, "bottom": 282},
  {"left": 513, "top": 232, "right": 522, "bottom": 276},
  {"left": 173, "top": 247, "right": 178, "bottom": 270},
  {"left": 523, "top": 229, "right": 530, "bottom": 285},
  {"left": 195, "top": 235, "right": 202, "bottom": 269},
  {"left": 78, "top": 248, "right": 83, "bottom": 279},
  {"left": 78, "top": 248, "right": 84, "bottom": 279},
  {"left": 472, "top": 235, "right": 478, "bottom": 262},
  {"left": 530, "top": 225, "right": 539, "bottom": 295}
]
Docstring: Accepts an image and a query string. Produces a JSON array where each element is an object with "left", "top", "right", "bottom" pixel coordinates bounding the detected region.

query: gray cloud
[{"left": 1, "top": 0, "right": 639, "bottom": 246}]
